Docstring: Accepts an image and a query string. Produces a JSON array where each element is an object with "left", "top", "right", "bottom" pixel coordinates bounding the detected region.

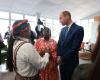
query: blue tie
[{"left": 64, "top": 26, "right": 69, "bottom": 39}]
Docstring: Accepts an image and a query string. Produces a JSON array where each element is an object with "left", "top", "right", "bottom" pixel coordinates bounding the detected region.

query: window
[
  {"left": 25, "top": 15, "right": 36, "bottom": 22},
  {"left": 29, "top": 22, "right": 37, "bottom": 32},
  {"left": 46, "top": 18, "right": 53, "bottom": 24},
  {"left": 52, "top": 19, "right": 62, "bottom": 42},
  {"left": 11, "top": 20, "right": 15, "bottom": 26},
  {"left": 0, "top": 11, "right": 9, "bottom": 19},
  {"left": 46, "top": 18, "right": 53, "bottom": 28},
  {"left": 89, "top": 19, "right": 94, "bottom": 42},
  {"left": 46, "top": 19, "right": 62, "bottom": 42},
  {"left": 76, "top": 20, "right": 81, "bottom": 25},
  {"left": 81, "top": 19, "right": 90, "bottom": 42},
  {"left": 40, "top": 17, "right": 45, "bottom": 21},
  {"left": 11, "top": 13, "right": 23, "bottom": 20},
  {"left": 53, "top": 19, "right": 61, "bottom": 33},
  {"left": 0, "top": 19, "right": 9, "bottom": 44}
]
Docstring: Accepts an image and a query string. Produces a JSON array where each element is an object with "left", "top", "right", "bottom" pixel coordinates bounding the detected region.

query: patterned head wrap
[{"left": 12, "top": 19, "right": 30, "bottom": 36}]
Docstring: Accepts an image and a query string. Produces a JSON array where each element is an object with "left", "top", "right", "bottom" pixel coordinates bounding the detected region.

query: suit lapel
[
  {"left": 63, "top": 23, "right": 75, "bottom": 45},
  {"left": 60, "top": 28, "right": 66, "bottom": 46}
]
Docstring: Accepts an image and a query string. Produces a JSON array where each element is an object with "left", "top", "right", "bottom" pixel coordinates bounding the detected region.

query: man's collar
[
  {"left": 68, "top": 22, "right": 73, "bottom": 28},
  {"left": 65, "top": 22, "right": 73, "bottom": 30}
]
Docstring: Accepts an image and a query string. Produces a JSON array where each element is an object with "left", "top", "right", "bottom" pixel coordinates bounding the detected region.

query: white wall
[{"left": 90, "top": 21, "right": 98, "bottom": 43}]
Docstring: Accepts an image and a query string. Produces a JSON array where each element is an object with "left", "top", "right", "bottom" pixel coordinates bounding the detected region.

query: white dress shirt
[{"left": 67, "top": 22, "right": 73, "bottom": 31}]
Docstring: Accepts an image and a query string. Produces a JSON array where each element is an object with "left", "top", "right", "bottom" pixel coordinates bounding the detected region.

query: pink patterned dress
[{"left": 35, "top": 38, "right": 59, "bottom": 80}]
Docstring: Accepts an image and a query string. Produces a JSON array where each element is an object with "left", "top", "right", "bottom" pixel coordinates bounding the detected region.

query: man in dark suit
[{"left": 57, "top": 11, "right": 84, "bottom": 80}]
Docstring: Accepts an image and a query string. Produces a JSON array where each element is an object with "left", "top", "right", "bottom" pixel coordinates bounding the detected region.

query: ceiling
[{"left": 0, "top": 0, "right": 100, "bottom": 20}]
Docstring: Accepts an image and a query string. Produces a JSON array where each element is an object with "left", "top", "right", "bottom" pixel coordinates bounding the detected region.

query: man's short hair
[{"left": 62, "top": 11, "right": 71, "bottom": 18}]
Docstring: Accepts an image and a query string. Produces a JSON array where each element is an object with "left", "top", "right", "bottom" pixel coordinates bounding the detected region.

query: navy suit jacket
[{"left": 57, "top": 23, "right": 84, "bottom": 66}]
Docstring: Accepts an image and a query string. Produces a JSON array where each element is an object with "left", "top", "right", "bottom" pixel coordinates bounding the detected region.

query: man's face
[{"left": 59, "top": 13, "right": 70, "bottom": 26}]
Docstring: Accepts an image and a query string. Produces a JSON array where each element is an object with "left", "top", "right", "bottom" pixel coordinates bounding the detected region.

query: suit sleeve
[
  {"left": 61, "top": 27, "right": 84, "bottom": 62},
  {"left": 57, "top": 28, "right": 64, "bottom": 56}
]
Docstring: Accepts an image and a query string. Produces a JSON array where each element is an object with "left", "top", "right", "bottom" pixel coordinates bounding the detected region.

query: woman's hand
[
  {"left": 45, "top": 48, "right": 52, "bottom": 59},
  {"left": 40, "top": 51, "right": 45, "bottom": 57}
]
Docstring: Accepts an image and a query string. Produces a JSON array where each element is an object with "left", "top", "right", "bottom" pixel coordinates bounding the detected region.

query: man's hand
[
  {"left": 45, "top": 48, "right": 51, "bottom": 53},
  {"left": 57, "top": 56, "right": 62, "bottom": 64},
  {"left": 40, "top": 51, "right": 45, "bottom": 57}
]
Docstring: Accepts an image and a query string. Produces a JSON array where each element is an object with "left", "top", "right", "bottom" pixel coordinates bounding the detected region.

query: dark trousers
[{"left": 60, "top": 64, "right": 77, "bottom": 80}]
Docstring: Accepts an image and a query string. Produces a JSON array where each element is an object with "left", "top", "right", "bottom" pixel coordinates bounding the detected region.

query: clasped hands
[
  {"left": 41, "top": 49, "right": 62, "bottom": 65},
  {"left": 40, "top": 48, "right": 51, "bottom": 57}
]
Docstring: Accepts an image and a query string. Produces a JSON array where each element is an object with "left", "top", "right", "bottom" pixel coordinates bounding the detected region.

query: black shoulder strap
[{"left": 13, "top": 41, "right": 27, "bottom": 71}]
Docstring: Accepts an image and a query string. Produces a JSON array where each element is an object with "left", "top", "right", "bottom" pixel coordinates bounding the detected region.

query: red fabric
[{"left": 35, "top": 38, "right": 59, "bottom": 80}]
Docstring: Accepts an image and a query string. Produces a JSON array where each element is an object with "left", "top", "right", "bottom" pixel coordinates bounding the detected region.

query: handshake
[
  {"left": 40, "top": 48, "right": 51, "bottom": 57},
  {"left": 42, "top": 48, "right": 62, "bottom": 66}
]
